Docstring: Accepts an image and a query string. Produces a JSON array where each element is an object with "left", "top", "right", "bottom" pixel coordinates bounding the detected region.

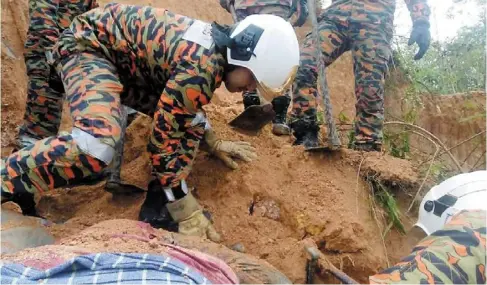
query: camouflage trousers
[
  {"left": 236, "top": 5, "right": 292, "bottom": 106},
  {"left": 291, "top": 0, "right": 392, "bottom": 143},
  {"left": 1, "top": 52, "right": 204, "bottom": 196},
  {"left": 19, "top": 0, "right": 64, "bottom": 142},
  {"left": 19, "top": 0, "right": 98, "bottom": 145},
  {"left": 370, "top": 210, "right": 486, "bottom": 284}
]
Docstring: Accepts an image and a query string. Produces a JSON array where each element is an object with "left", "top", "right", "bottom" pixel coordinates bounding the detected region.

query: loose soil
[{"left": 1, "top": 0, "right": 426, "bottom": 283}]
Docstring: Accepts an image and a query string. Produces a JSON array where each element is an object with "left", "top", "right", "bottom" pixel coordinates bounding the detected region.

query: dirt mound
[
  {"left": 1, "top": 0, "right": 422, "bottom": 283},
  {"left": 20, "top": 87, "right": 418, "bottom": 283}
]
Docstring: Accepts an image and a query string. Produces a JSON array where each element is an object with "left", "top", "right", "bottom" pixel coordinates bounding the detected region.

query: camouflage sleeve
[
  {"left": 369, "top": 210, "right": 486, "bottom": 284},
  {"left": 149, "top": 61, "right": 221, "bottom": 188},
  {"left": 403, "top": 0, "right": 431, "bottom": 23}
]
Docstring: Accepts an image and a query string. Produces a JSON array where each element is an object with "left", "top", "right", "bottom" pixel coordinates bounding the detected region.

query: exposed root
[
  {"left": 471, "top": 150, "right": 486, "bottom": 171},
  {"left": 356, "top": 156, "right": 366, "bottom": 214},
  {"left": 384, "top": 121, "right": 465, "bottom": 172},
  {"left": 418, "top": 130, "right": 486, "bottom": 168},
  {"left": 406, "top": 131, "right": 440, "bottom": 212}
]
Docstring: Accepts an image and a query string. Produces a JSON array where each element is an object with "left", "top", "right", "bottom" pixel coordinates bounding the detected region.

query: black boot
[
  {"left": 138, "top": 180, "right": 178, "bottom": 232},
  {"left": 242, "top": 91, "right": 260, "bottom": 109},
  {"left": 271, "top": 96, "right": 291, "bottom": 135},
  {"left": 290, "top": 120, "right": 319, "bottom": 148},
  {"left": 1, "top": 191, "right": 43, "bottom": 218}
]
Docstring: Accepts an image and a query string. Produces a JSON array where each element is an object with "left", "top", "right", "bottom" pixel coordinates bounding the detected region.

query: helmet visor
[{"left": 255, "top": 65, "right": 298, "bottom": 102}]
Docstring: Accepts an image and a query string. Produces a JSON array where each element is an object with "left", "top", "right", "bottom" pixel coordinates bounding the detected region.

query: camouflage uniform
[
  {"left": 220, "top": 0, "right": 304, "bottom": 134},
  {"left": 18, "top": 0, "right": 99, "bottom": 145},
  {"left": 1, "top": 4, "right": 225, "bottom": 196},
  {"left": 233, "top": 0, "right": 292, "bottom": 19},
  {"left": 370, "top": 210, "right": 486, "bottom": 284},
  {"left": 291, "top": 0, "right": 430, "bottom": 145}
]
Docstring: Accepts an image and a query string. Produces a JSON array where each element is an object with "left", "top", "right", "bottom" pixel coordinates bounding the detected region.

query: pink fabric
[
  {"left": 165, "top": 243, "right": 239, "bottom": 284},
  {"left": 132, "top": 222, "right": 239, "bottom": 284},
  {"left": 20, "top": 249, "right": 68, "bottom": 270}
]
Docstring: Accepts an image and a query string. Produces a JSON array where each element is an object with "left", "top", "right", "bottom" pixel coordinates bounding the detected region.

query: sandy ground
[{"left": 1, "top": 0, "right": 428, "bottom": 283}]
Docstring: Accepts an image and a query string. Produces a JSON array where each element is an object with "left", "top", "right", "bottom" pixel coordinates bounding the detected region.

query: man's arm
[
  {"left": 404, "top": 0, "right": 431, "bottom": 23},
  {"left": 149, "top": 60, "right": 219, "bottom": 188},
  {"left": 404, "top": 0, "right": 431, "bottom": 60}
]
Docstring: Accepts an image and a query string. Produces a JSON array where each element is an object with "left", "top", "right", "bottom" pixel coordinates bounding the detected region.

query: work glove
[
  {"left": 289, "top": 0, "right": 309, "bottom": 27},
  {"left": 408, "top": 20, "right": 431, "bottom": 60},
  {"left": 204, "top": 128, "right": 257, "bottom": 170},
  {"left": 166, "top": 192, "right": 221, "bottom": 242},
  {"left": 220, "top": 0, "right": 234, "bottom": 12}
]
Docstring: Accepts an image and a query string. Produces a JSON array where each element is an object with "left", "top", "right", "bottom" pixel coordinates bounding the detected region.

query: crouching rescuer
[{"left": 0, "top": 4, "right": 300, "bottom": 242}]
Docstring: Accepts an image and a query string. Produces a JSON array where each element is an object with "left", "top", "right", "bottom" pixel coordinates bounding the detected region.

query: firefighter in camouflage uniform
[
  {"left": 219, "top": 0, "right": 308, "bottom": 135},
  {"left": 291, "top": 0, "right": 431, "bottom": 150},
  {"left": 370, "top": 170, "right": 486, "bottom": 284},
  {"left": 1, "top": 3, "right": 300, "bottom": 242}
]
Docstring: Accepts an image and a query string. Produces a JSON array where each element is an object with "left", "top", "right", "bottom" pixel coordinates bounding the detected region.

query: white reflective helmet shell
[
  {"left": 415, "top": 170, "right": 487, "bottom": 236},
  {"left": 227, "top": 14, "right": 300, "bottom": 101}
]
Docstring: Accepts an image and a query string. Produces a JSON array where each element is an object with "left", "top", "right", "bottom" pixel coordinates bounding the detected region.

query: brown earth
[
  {"left": 1, "top": 0, "right": 431, "bottom": 283},
  {"left": 384, "top": 71, "right": 486, "bottom": 172}
]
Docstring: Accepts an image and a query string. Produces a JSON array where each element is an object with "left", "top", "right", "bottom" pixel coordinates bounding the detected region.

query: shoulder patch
[{"left": 183, "top": 20, "right": 214, "bottom": 50}]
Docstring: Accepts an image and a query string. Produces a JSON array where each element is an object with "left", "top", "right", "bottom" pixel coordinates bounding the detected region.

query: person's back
[
  {"left": 55, "top": 3, "right": 225, "bottom": 112},
  {"left": 370, "top": 210, "right": 486, "bottom": 284}
]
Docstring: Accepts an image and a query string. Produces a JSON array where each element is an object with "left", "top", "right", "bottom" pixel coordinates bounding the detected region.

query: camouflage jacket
[
  {"left": 52, "top": 3, "right": 226, "bottom": 181},
  {"left": 370, "top": 210, "right": 486, "bottom": 284},
  {"left": 53, "top": 3, "right": 225, "bottom": 115}
]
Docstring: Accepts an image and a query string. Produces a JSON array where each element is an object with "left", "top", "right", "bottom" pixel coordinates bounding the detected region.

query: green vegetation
[{"left": 393, "top": 4, "right": 486, "bottom": 95}]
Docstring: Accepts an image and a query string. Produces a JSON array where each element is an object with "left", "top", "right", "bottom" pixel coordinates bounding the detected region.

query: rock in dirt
[
  {"left": 253, "top": 198, "right": 281, "bottom": 221},
  {"left": 231, "top": 242, "right": 245, "bottom": 253}
]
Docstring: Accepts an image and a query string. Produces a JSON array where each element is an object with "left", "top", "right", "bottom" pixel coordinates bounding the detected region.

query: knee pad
[{"left": 71, "top": 128, "right": 115, "bottom": 165}]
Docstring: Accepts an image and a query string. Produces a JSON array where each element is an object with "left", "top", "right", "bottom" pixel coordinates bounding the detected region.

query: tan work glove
[
  {"left": 204, "top": 128, "right": 257, "bottom": 170},
  {"left": 166, "top": 192, "right": 221, "bottom": 242}
]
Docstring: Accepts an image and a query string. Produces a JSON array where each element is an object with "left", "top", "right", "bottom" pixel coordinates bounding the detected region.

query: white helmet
[
  {"left": 226, "top": 14, "right": 300, "bottom": 101},
  {"left": 415, "top": 170, "right": 487, "bottom": 236}
]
